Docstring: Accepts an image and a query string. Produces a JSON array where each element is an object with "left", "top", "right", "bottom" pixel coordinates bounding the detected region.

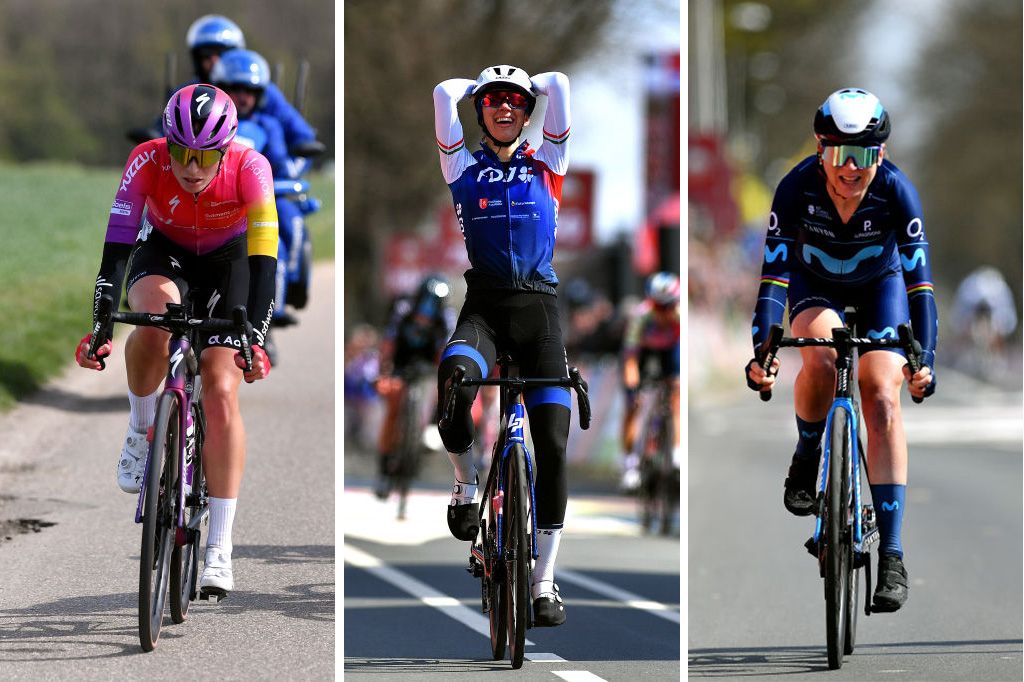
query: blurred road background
[{"left": 688, "top": 0, "right": 1022, "bottom": 677}]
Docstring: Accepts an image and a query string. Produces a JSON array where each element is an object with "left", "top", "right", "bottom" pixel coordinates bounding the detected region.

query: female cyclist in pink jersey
[{"left": 75, "top": 84, "right": 278, "bottom": 597}]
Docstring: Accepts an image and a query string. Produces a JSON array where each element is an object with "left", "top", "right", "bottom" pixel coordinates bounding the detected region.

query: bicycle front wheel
[
  {"left": 824, "top": 406, "right": 852, "bottom": 669},
  {"left": 504, "top": 444, "right": 530, "bottom": 669},
  {"left": 485, "top": 441, "right": 507, "bottom": 661},
  {"left": 139, "top": 392, "right": 179, "bottom": 651}
]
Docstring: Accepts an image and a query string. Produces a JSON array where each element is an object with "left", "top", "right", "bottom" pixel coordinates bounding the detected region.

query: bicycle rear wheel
[
  {"left": 658, "top": 414, "right": 677, "bottom": 536},
  {"left": 824, "top": 406, "right": 852, "bottom": 669},
  {"left": 171, "top": 401, "right": 203, "bottom": 623},
  {"left": 139, "top": 392, "right": 179, "bottom": 651},
  {"left": 504, "top": 444, "right": 530, "bottom": 669}
]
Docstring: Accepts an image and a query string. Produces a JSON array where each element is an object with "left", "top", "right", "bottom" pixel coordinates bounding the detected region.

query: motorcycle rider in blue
[
  {"left": 185, "top": 15, "right": 317, "bottom": 150},
  {"left": 211, "top": 49, "right": 312, "bottom": 341},
  {"left": 433, "top": 64, "right": 572, "bottom": 627},
  {"left": 746, "top": 89, "right": 937, "bottom": 613}
]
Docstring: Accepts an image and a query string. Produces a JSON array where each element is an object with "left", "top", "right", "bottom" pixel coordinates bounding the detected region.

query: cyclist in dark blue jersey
[
  {"left": 745, "top": 88, "right": 936, "bottom": 613},
  {"left": 433, "top": 64, "right": 571, "bottom": 627}
]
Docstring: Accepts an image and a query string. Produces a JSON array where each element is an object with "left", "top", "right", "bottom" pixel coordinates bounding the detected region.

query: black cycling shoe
[
  {"left": 532, "top": 586, "right": 566, "bottom": 627},
  {"left": 783, "top": 453, "right": 819, "bottom": 516},
  {"left": 872, "top": 553, "right": 909, "bottom": 612},
  {"left": 447, "top": 503, "right": 479, "bottom": 541}
]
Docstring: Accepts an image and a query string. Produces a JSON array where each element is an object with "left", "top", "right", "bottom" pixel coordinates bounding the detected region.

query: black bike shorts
[{"left": 126, "top": 229, "right": 250, "bottom": 352}]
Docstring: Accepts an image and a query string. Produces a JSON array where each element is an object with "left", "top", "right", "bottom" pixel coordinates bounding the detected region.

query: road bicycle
[
  {"left": 88, "top": 293, "right": 254, "bottom": 652},
  {"left": 440, "top": 357, "right": 591, "bottom": 669},
  {"left": 636, "top": 377, "right": 679, "bottom": 536},
  {"left": 755, "top": 320, "right": 923, "bottom": 670}
]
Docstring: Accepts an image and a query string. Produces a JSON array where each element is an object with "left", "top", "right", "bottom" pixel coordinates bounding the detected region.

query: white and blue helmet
[
  {"left": 813, "top": 88, "right": 890, "bottom": 145},
  {"left": 186, "top": 14, "right": 246, "bottom": 51}
]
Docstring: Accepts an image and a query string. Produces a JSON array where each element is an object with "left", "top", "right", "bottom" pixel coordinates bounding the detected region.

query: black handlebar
[
  {"left": 755, "top": 322, "right": 926, "bottom": 403},
  {"left": 439, "top": 364, "right": 592, "bottom": 432},
  {"left": 87, "top": 294, "right": 253, "bottom": 374}
]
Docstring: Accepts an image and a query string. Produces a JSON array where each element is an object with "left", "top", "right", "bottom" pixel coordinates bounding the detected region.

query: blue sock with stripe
[
  {"left": 795, "top": 415, "right": 826, "bottom": 461},
  {"left": 870, "top": 483, "right": 905, "bottom": 558}
]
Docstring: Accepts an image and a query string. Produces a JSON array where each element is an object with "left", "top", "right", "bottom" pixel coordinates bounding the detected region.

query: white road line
[
  {"left": 558, "top": 569, "right": 680, "bottom": 623},
  {"left": 553, "top": 672, "right": 608, "bottom": 681},
  {"left": 527, "top": 652, "right": 568, "bottom": 662},
  {"left": 345, "top": 544, "right": 533, "bottom": 645}
]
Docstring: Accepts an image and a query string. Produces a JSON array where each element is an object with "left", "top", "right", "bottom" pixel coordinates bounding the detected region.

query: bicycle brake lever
[{"left": 568, "top": 367, "right": 591, "bottom": 430}]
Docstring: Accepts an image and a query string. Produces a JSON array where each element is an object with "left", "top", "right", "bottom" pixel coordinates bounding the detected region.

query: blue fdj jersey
[
  {"left": 752, "top": 156, "right": 938, "bottom": 364},
  {"left": 433, "top": 72, "right": 571, "bottom": 294},
  {"left": 449, "top": 143, "right": 563, "bottom": 292}
]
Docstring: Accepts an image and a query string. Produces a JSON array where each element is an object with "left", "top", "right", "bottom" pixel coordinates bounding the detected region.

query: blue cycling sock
[
  {"left": 794, "top": 415, "right": 826, "bottom": 461},
  {"left": 870, "top": 483, "right": 905, "bottom": 558}
]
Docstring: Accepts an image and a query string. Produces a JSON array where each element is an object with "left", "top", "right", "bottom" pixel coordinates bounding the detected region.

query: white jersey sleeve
[
  {"left": 530, "top": 71, "right": 570, "bottom": 176},
  {"left": 433, "top": 78, "right": 478, "bottom": 185}
]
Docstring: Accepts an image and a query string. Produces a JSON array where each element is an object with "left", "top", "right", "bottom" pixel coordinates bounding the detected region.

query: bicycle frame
[{"left": 134, "top": 333, "right": 203, "bottom": 533}]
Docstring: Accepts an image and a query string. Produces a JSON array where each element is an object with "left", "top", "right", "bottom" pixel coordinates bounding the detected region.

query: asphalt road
[
  {"left": 343, "top": 435, "right": 682, "bottom": 679},
  {"left": 688, "top": 360, "right": 1023, "bottom": 680},
  {"left": 0, "top": 264, "right": 335, "bottom": 679}
]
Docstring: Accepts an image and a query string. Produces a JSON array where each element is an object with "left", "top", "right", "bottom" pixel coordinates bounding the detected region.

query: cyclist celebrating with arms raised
[
  {"left": 76, "top": 84, "right": 276, "bottom": 599},
  {"left": 433, "top": 64, "right": 572, "bottom": 626},
  {"left": 746, "top": 88, "right": 936, "bottom": 612}
]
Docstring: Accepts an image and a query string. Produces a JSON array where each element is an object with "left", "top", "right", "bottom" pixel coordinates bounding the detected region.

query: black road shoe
[
  {"left": 447, "top": 503, "right": 479, "bottom": 540},
  {"left": 873, "top": 553, "right": 909, "bottom": 612},
  {"left": 783, "top": 453, "right": 818, "bottom": 516},
  {"left": 533, "top": 585, "right": 566, "bottom": 627}
]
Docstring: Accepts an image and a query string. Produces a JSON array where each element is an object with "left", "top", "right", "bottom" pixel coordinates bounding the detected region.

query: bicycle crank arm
[{"left": 186, "top": 507, "right": 210, "bottom": 531}]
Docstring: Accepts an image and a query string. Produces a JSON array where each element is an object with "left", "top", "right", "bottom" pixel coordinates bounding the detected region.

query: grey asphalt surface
[
  {"left": 0, "top": 264, "right": 334, "bottom": 680},
  {"left": 343, "top": 422, "right": 682, "bottom": 679},
  {"left": 688, "top": 363, "right": 1023, "bottom": 680}
]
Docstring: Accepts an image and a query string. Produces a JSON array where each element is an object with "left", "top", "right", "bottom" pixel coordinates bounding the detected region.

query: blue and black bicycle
[
  {"left": 441, "top": 357, "right": 590, "bottom": 669},
  {"left": 756, "top": 320, "right": 924, "bottom": 670}
]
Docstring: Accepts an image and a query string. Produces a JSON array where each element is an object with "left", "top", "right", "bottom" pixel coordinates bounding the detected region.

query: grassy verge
[{"left": 0, "top": 161, "right": 335, "bottom": 410}]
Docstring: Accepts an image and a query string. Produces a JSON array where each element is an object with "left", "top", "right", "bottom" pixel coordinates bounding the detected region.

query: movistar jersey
[
  {"left": 752, "top": 156, "right": 937, "bottom": 364},
  {"left": 433, "top": 72, "right": 570, "bottom": 293}
]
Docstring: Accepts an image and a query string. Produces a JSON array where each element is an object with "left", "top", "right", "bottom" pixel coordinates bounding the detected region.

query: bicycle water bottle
[{"left": 184, "top": 414, "right": 196, "bottom": 495}]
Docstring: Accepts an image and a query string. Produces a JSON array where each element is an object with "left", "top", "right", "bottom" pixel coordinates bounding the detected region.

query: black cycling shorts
[{"left": 126, "top": 229, "right": 250, "bottom": 352}]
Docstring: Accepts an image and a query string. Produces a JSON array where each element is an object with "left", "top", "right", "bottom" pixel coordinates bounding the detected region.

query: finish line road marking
[{"left": 554, "top": 672, "right": 609, "bottom": 681}]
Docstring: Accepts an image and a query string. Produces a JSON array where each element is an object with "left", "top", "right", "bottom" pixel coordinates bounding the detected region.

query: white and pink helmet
[{"left": 163, "top": 83, "right": 238, "bottom": 150}]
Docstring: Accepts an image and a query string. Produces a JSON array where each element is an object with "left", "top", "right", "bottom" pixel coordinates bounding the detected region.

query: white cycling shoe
[
  {"left": 200, "top": 547, "right": 234, "bottom": 597},
  {"left": 117, "top": 426, "right": 150, "bottom": 493}
]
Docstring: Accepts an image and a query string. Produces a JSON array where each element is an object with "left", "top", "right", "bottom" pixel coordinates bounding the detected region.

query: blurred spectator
[{"left": 344, "top": 324, "right": 381, "bottom": 450}]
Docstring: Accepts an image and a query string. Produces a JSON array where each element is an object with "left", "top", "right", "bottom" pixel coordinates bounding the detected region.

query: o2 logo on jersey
[
  {"left": 906, "top": 217, "right": 923, "bottom": 240},
  {"left": 768, "top": 211, "right": 780, "bottom": 235}
]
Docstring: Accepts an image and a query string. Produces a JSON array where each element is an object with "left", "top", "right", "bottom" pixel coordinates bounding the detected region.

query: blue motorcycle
[{"left": 235, "top": 118, "right": 320, "bottom": 317}]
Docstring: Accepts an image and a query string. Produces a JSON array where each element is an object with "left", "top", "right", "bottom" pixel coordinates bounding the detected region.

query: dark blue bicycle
[
  {"left": 440, "top": 357, "right": 590, "bottom": 669},
  {"left": 756, "top": 321, "right": 924, "bottom": 669}
]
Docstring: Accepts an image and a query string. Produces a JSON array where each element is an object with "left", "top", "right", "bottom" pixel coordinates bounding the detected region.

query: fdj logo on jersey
[{"left": 476, "top": 166, "right": 533, "bottom": 183}]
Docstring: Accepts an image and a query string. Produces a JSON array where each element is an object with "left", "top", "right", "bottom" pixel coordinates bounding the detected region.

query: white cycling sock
[
  {"left": 532, "top": 527, "right": 562, "bottom": 600},
  {"left": 128, "top": 388, "right": 161, "bottom": 433},
  {"left": 208, "top": 497, "right": 237, "bottom": 554},
  {"left": 447, "top": 447, "right": 478, "bottom": 487}
]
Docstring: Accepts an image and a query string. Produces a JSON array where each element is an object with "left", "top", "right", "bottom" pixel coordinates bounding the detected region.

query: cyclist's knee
[{"left": 801, "top": 348, "right": 836, "bottom": 383}]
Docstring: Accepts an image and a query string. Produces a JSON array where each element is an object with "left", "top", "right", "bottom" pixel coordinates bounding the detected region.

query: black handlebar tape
[
  {"left": 758, "top": 324, "right": 784, "bottom": 402},
  {"left": 569, "top": 367, "right": 592, "bottom": 430},
  {"left": 231, "top": 306, "right": 254, "bottom": 378},
  {"left": 897, "top": 324, "right": 924, "bottom": 404}
]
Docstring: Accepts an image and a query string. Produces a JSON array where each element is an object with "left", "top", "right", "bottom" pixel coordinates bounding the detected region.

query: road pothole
[{"left": 0, "top": 518, "right": 57, "bottom": 542}]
